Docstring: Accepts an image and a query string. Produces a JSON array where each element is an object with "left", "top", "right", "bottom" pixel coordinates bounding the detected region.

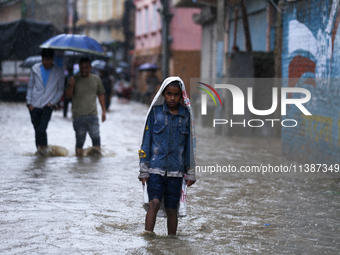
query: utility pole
[
  {"left": 72, "top": 0, "right": 78, "bottom": 34},
  {"left": 216, "top": 0, "right": 225, "bottom": 81},
  {"left": 160, "top": 0, "right": 172, "bottom": 79},
  {"left": 240, "top": 0, "right": 252, "bottom": 51},
  {"left": 274, "top": 0, "right": 284, "bottom": 78},
  {"left": 215, "top": 0, "right": 226, "bottom": 134}
]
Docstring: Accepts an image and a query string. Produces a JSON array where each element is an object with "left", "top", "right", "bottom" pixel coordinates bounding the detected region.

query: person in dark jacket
[{"left": 99, "top": 70, "right": 112, "bottom": 110}]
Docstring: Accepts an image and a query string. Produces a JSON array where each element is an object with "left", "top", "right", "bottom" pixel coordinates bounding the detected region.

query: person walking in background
[
  {"left": 26, "top": 48, "right": 64, "bottom": 155},
  {"left": 63, "top": 66, "right": 73, "bottom": 117},
  {"left": 99, "top": 69, "right": 112, "bottom": 110},
  {"left": 145, "top": 70, "right": 160, "bottom": 104},
  {"left": 114, "top": 72, "right": 131, "bottom": 104},
  {"left": 65, "top": 57, "right": 106, "bottom": 157}
]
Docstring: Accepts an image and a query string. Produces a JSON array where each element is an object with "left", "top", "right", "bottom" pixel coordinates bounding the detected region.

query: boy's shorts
[
  {"left": 73, "top": 115, "right": 100, "bottom": 149},
  {"left": 147, "top": 173, "right": 183, "bottom": 209}
]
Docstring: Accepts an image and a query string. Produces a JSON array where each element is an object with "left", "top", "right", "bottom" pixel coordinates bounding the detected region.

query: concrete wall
[
  {"left": 282, "top": 0, "right": 340, "bottom": 163},
  {"left": 19, "top": 0, "right": 68, "bottom": 32},
  {"left": 0, "top": 2, "right": 21, "bottom": 23},
  {"left": 171, "top": 50, "right": 201, "bottom": 93},
  {"left": 0, "top": 0, "right": 67, "bottom": 31},
  {"left": 170, "top": 8, "right": 202, "bottom": 51}
]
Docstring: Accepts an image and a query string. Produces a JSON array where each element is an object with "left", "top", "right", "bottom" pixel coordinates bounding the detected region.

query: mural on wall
[
  {"left": 282, "top": 0, "right": 340, "bottom": 162},
  {"left": 287, "top": 0, "right": 339, "bottom": 94}
]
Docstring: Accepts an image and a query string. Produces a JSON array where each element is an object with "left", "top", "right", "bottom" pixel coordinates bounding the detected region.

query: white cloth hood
[{"left": 140, "top": 76, "right": 196, "bottom": 161}]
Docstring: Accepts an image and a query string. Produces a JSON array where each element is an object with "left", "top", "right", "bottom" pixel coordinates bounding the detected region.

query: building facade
[
  {"left": 0, "top": 0, "right": 22, "bottom": 22},
  {"left": 75, "top": 0, "right": 133, "bottom": 64},
  {"left": 76, "top": 0, "right": 125, "bottom": 42},
  {"left": 0, "top": 0, "right": 67, "bottom": 31},
  {"left": 175, "top": 0, "right": 280, "bottom": 137},
  {"left": 188, "top": 0, "right": 277, "bottom": 80},
  {"left": 133, "top": 0, "right": 201, "bottom": 94}
]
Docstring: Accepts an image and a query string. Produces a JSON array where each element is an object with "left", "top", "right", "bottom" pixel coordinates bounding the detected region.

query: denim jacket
[{"left": 139, "top": 103, "right": 195, "bottom": 180}]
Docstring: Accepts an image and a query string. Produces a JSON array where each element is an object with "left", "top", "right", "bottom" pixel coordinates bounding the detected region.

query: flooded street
[{"left": 0, "top": 98, "right": 339, "bottom": 254}]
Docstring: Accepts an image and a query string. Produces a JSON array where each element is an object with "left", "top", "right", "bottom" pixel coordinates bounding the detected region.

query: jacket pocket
[
  {"left": 153, "top": 125, "right": 166, "bottom": 133},
  {"left": 32, "top": 89, "right": 41, "bottom": 106},
  {"left": 153, "top": 125, "right": 166, "bottom": 143},
  {"left": 150, "top": 125, "right": 165, "bottom": 165},
  {"left": 178, "top": 126, "right": 188, "bottom": 145},
  {"left": 179, "top": 126, "right": 188, "bottom": 135}
]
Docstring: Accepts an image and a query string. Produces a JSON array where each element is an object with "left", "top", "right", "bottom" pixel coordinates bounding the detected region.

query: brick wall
[{"left": 282, "top": 0, "right": 340, "bottom": 163}]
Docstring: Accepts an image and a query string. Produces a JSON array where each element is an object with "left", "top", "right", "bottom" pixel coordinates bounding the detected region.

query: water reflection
[{"left": 24, "top": 156, "right": 49, "bottom": 179}]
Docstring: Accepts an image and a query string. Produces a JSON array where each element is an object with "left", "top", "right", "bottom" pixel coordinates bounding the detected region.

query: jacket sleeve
[
  {"left": 26, "top": 69, "right": 35, "bottom": 105},
  {"left": 51, "top": 68, "right": 65, "bottom": 105},
  {"left": 184, "top": 122, "right": 196, "bottom": 181},
  {"left": 138, "top": 109, "right": 154, "bottom": 178}
]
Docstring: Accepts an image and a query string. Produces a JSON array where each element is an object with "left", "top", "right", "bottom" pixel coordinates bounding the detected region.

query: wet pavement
[{"left": 0, "top": 98, "right": 339, "bottom": 254}]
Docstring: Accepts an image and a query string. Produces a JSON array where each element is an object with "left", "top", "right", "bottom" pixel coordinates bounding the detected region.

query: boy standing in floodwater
[{"left": 138, "top": 77, "right": 196, "bottom": 236}]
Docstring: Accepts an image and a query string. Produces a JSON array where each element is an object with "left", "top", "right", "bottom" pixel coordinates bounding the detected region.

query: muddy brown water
[{"left": 0, "top": 100, "right": 339, "bottom": 254}]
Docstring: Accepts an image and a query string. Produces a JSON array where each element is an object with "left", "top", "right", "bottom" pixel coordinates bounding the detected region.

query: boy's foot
[{"left": 141, "top": 230, "right": 156, "bottom": 236}]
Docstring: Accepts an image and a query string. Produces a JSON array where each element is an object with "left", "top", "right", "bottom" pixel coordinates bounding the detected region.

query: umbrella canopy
[
  {"left": 91, "top": 60, "right": 106, "bottom": 71},
  {"left": 63, "top": 50, "right": 109, "bottom": 68},
  {"left": 40, "top": 34, "right": 105, "bottom": 56},
  {"left": 137, "top": 63, "right": 158, "bottom": 71},
  {"left": 20, "top": 55, "right": 42, "bottom": 68}
]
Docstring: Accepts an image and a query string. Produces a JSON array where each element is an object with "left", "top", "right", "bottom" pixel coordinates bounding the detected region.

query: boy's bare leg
[
  {"left": 166, "top": 208, "right": 178, "bottom": 235},
  {"left": 145, "top": 198, "right": 161, "bottom": 232},
  {"left": 76, "top": 148, "right": 83, "bottom": 157}
]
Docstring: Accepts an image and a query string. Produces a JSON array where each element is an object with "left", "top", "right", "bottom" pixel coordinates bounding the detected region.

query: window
[
  {"left": 107, "top": 0, "right": 113, "bottom": 19},
  {"left": 102, "top": 0, "right": 113, "bottom": 20},
  {"left": 87, "top": 0, "right": 92, "bottom": 21},
  {"left": 152, "top": 2, "right": 158, "bottom": 32},
  {"left": 98, "top": 0, "right": 103, "bottom": 21},
  {"left": 144, "top": 7, "right": 149, "bottom": 34},
  {"left": 136, "top": 9, "right": 142, "bottom": 36},
  {"left": 117, "top": 0, "right": 123, "bottom": 16},
  {"left": 77, "top": 0, "right": 84, "bottom": 20}
]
